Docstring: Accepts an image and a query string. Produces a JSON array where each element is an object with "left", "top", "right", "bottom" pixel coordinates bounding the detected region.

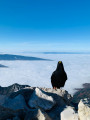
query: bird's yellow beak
[{"left": 59, "top": 61, "right": 61, "bottom": 63}]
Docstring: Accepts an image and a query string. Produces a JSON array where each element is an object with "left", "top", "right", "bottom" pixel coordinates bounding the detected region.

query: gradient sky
[{"left": 0, "top": 0, "right": 90, "bottom": 52}]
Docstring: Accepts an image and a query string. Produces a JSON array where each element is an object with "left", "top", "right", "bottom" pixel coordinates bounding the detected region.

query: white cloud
[{"left": 0, "top": 53, "right": 90, "bottom": 95}]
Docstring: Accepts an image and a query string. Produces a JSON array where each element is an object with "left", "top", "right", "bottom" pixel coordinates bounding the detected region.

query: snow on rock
[
  {"left": 61, "top": 106, "right": 78, "bottom": 120},
  {"left": 28, "top": 88, "right": 56, "bottom": 110},
  {"left": 78, "top": 98, "right": 90, "bottom": 120}
]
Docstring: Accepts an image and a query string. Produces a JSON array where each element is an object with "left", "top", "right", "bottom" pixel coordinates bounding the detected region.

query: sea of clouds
[{"left": 0, "top": 53, "right": 90, "bottom": 95}]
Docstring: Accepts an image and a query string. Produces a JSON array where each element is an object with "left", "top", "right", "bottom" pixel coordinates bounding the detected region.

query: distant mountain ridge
[
  {"left": 43, "top": 52, "right": 90, "bottom": 54},
  {"left": 0, "top": 64, "right": 7, "bottom": 67},
  {"left": 72, "top": 83, "right": 90, "bottom": 103},
  {"left": 0, "top": 83, "right": 30, "bottom": 96},
  {"left": 0, "top": 54, "right": 51, "bottom": 61}
]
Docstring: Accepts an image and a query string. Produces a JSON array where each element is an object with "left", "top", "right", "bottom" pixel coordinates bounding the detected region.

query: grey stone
[
  {"left": 61, "top": 106, "right": 78, "bottom": 120},
  {"left": 0, "top": 83, "right": 30, "bottom": 96},
  {"left": 41, "top": 88, "right": 72, "bottom": 105},
  {"left": 28, "top": 88, "right": 56, "bottom": 110},
  {"left": 9, "top": 87, "right": 34, "bottom": 104},
  {"left": 78, "top": 98, "right": 90, "bottom": 120}
]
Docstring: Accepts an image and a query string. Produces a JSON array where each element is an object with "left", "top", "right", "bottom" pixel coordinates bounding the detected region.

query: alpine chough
[{"left": 51, "top": 61, "right": 67, "bottom": 89}]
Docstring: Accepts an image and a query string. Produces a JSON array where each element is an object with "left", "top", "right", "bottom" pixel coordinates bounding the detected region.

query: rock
[
  {"left": 0, "top": 105, "right": 26, "bottom": 120},
  {"left": 24, "top": 108, "right": 52, "bottom": 120},
  {"left": 0, "top": 95, "right": 8, "bottom": 105},
  {"left": 14, "top": 109, "right": 26, "bottom": 120},
  {"left": 0, "top": 83, "right": 90, "bottom": 120},
  {"left": 0, "top": 103, "right": 26, "bottom": 120},
  {"left": 47, "top": 106, "right": 64, "bottom": 120},
  {"left": 72, "top": 83, "right": 90, "bottom": 104},
  {"left": 28, "top": 88, "right": 72, "bottom": 120},
  {"left": 0, "top": 105, "right": 16, "bottom": 120},
  {"left": 13, "top": 116, "right": 20, "bottom": 120},
  {"left": 41, "top": 88, "right": 72, "bottom": 105},
  {"left": 28, "top": 88, "right": 56, "bottom": 110},
  {"left": 9, "top": 87, "right": 34, "bottom": 104},
  {"left": 78, "top": 98, "right": 90, "bottom": 120},
  {"left": 61, "top": 106, "right": 78, "bottom": 120},
  {"left": 3, "top": 94, "right": 28, "bottom": 110},
  {"left": 0, "top": 83, "right": 30, "bottom": 96}
]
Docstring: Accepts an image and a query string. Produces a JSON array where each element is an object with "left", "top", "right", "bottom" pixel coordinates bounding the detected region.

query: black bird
[{"left": 51, "top": 61, "right": 67, "bottom": 89}]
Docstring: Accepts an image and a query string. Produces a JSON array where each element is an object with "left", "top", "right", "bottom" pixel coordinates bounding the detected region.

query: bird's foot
[{"left": 53, "top": 87, "right": 57, "bottom": 90}]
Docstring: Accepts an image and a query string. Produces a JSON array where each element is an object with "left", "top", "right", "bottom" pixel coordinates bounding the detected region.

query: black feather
[{"left": 51, "top": 61, "right": 67, "bottom": 88}]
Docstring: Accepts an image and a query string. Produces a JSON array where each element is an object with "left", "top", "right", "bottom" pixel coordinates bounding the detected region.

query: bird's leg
[{"left": 53, "top": 87, "right": 57, "bottom": 90}]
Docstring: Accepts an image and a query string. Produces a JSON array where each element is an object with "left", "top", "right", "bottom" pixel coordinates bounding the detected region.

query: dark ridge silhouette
[
  {"left": 0, "top": 83, "right": 30, "bottom": 95},
  {"left": 43, "top": 52, "right": 89, "bottom": 54},
  {"left": 72, "top": 83, "right": 90, "bottom": 103},
  {"left": 0, "top": 54, "right": 51, "bottom": 61},
  {"left": 51, "top": 61, "right": 67, "bottom": 89},
  {"left": 0, "top": 64, "right": 7, "bottom": 68}
]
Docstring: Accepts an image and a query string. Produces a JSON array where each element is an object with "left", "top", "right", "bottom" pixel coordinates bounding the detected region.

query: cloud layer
[{"left": 0, "top": 53, "right": 90, "bottom": 95}]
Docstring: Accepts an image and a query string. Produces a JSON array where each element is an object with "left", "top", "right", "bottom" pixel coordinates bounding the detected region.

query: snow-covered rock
[
  {"left": 28, "top": 88, "right": 56, "bottom": 110},
  {"left": 78, "top": 98, "right": 90, "bottom": 120},
  {"left": 61, "top": 106, "right": 78, "bottom": 120}
]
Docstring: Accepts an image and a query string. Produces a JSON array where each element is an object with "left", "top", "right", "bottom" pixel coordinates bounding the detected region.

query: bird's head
[
  {"left": 58, "top": 61, "right": 62, "bottom": 64},
  {"left": 56, "top": 61, "right": 64, "bottom": 71}
]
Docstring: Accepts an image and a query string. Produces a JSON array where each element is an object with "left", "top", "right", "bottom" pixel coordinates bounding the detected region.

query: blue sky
[{"left": 0, "top": 0, "right": 90, "bottom": 52}]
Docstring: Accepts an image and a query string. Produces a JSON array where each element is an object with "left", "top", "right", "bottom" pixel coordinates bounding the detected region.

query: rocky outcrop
[
  {"left": 28, "top": 88, "right": 56, "bottom": 110},
  {"left": 72, "top": 83, "right": 90, "bottom": 103},
  {"left": 0, "top": 83, "right": 89, "bottom": 120},
  {"left": 41, "top": 88, "right": 72, "bottom": 105},
  {"left": 0, "top": 83, "right": 30, "bottom": 96},
  {"left": 61, "top": 98, "right": 90, "bottom": 120},
  {"left": 0, "top": 84, "right": 72, "bottom": 120},
  {"left": 78, "top": 98, "right": 90, "bottom": 120}
]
